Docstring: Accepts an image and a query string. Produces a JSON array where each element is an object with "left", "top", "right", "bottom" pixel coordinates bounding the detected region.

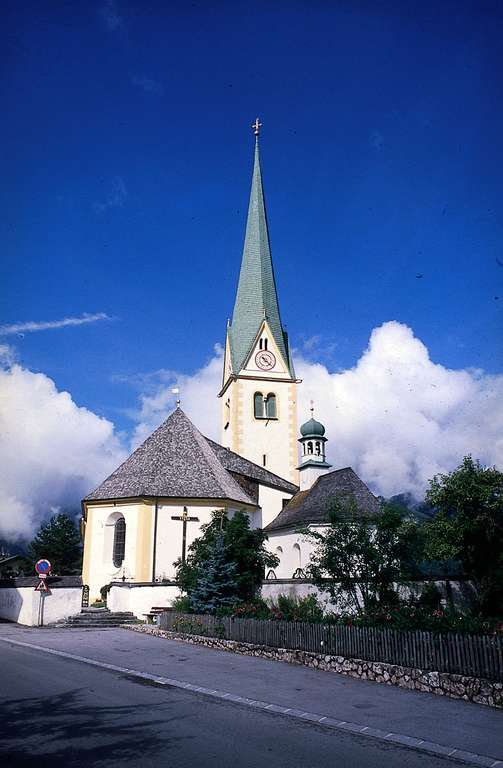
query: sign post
[{"left": 34, "top": 559, "right": 52, "bottom": 626}]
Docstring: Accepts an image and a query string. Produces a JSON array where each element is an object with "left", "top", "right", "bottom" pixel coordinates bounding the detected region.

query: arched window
[
  {"left": 265, "top": 393, "right": 277, "bottom": 418},
  {"left": 293, "top": 542, "right": 302, "bottom": 568},
  {"left": 254, "top": 392, "right": 264, "bottom": 419},
  {"left": 315, "top": 441, "right": 321, "bottom": 455},
  {"left": 307, "top": 441, "right": 313, "bottom": 454},
  {"left": 113, "top": 517, "right": 126, "bottom": 568},
  {"left": 264, "top": 338, "right": 268, "bottom": 350},
  {"left": 259, "top": 338, "right": 263, "bottom": 350}
]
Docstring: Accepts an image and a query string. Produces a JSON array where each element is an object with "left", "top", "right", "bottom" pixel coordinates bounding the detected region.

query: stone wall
[{"left": 125, "top": 624, "right": 502, "bottom": 709}]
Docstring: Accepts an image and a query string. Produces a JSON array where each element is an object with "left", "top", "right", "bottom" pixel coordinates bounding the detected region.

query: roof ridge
[{"left": 205, "top": 437, "right": 298, "bottom": 491}]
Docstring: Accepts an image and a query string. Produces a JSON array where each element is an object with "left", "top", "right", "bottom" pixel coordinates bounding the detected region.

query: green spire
[{"left": 229, "top": 132, "right": 294, "bottom": 377}]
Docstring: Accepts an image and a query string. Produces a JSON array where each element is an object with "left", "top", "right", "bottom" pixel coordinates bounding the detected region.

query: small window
[
  {"left": 315, "top": 441, "right": 321, "bottom": 455},
  {"left": 113, "top": 518, "right": 126, "bottom": 568},
  {"left": 254, "top": 392, "right": 264, "bottom": 418},
  {"left": 265, "top": 393, "right": 277, "bottom": 418},
  {"left": 263, "top": 454, "right": 267, "bottom": 466},
  {"left": 259, "top": 338, "right": 263, "bottom": 350},
  {"left": 307, "top": 441, "right": 313, "bottom": 454},
  {"left": 264, "top": 338, "right": 268, "bottom": 350}
]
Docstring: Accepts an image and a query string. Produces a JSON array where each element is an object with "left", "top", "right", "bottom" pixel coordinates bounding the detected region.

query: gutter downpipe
[{"left": 151, "top": 498, "right": 159, "bottom": 582}]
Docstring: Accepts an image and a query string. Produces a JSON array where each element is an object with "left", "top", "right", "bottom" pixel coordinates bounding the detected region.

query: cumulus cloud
[
  {"left": 0, "top": 312, "right": 111, "bottom": 337},
  {"left": 130, "top": 346, "right": 223, "bottom": 448},
  {"left": 2, "top": 321, "right": 501, "bottom": 542},
  {"left": 131, "top": 322, "right": 503, "bottom": 499},
  {"left": 0, "top": 357, "right": 126, "bottom": 541}
]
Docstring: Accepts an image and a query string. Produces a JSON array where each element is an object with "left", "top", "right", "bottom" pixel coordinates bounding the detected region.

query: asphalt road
[{"left": 0, "top": 638, "right": 472, "bottom": 768}]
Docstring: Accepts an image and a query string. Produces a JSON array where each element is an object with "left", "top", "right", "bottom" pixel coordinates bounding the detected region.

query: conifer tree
[
  {"left": 27, "top": 513, "right": 82, "bottom": 575},
  {"left": 190, "top": 534, "right": 239, "bottom": 614}
]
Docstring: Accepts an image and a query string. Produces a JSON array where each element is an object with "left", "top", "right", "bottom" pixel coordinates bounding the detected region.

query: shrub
[{"left": 171, "top": 594, "right": 192, "bottom": 613}]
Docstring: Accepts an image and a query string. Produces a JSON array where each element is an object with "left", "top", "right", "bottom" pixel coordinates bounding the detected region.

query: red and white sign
[
  {"left": 35, "top": 580, "right": 49, "bottom": 592},
  {"left": 35, "top": 559, "right": 51, "bottom": 576}
]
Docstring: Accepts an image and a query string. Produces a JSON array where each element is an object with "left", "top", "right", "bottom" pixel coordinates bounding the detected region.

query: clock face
[{"left": 255, "top": 350, "right": 276, "bottom": 370}]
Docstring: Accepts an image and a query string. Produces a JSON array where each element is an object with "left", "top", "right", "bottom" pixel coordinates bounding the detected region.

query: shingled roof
[
  {"left": 264, "top": 467, "right": 380, "bottom": 532},
  {"left": 84, "top": 408, "right": 297, "bottom": 503},
  {"left": 207, "top": 439, "right": 297, "bottom": 494}
]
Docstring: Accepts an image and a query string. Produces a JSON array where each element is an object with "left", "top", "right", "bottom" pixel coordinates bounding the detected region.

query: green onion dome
[{"left": 300, "top": 417, "right": 325, "bottom": 437}]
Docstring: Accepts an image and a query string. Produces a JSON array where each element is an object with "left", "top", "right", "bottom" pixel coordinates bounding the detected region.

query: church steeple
[
  {"left": 228, "top": 126, "right": 294, "bottom": 378},
  {"left": 219, "top": 120, "right": 299, "bottom": 485}
]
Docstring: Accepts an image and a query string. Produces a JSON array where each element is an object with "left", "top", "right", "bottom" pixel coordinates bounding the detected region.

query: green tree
[
  {"left": 190, "top": 534, "right": 240, "bottom": 613},
  {"left": 424, "top": 457, "right": 503, "bottom": 615},
  {"left": 302, "top": 499, "right": 423, "bottom": 615},
  {"left": 27, "top": 513, "right": 82, "bottom": 575},
  {"left": 175, "top": 509, "right": 278, "bottom": 606}
]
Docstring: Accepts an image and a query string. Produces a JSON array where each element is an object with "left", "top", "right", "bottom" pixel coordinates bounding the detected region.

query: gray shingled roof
[
  {"left": 207, "top": 439, "right": 297, "bottom": 494},
  {"left": 264, "top": 467, "right": 381, "bottom": 532},
  {"left": 229, "top": 137, "right": 295, "bottom": 377},
  {"left": 85, "top": 408, "right": 296, "bottom": 503}
]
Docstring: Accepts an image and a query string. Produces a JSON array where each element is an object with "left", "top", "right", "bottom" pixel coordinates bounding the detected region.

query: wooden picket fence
[{"left": 158, "top": 612, "right": 503, "bottom": 682}]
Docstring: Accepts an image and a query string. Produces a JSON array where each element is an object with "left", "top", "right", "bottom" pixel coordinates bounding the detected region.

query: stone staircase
[{"left": 54, "top": 607, "right": 137, "bottom": 629}]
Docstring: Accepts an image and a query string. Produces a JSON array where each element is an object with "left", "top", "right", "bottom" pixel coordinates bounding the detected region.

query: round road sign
[{"left": 35, "top": 559, "right": 51, "bottom": 575}]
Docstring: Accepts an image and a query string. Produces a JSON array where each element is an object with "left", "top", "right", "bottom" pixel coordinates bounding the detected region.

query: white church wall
[
  {"left": 108, "top": 583, "right": 181, "bottom": 619},
  {"left": 154, "top": 502, "right": 245, "bottom": 581},
  {"left": 0, "top": 585, "right": 81, "bottom": 626},
  {"left": 265, "top": 530, "right": 316, "bottom": 579},
  {"left": 231, "top": 377, "right": 298, "bottom": 484},
  {"left": 257, "top": 485, "right": 294, "bottom": 529}
]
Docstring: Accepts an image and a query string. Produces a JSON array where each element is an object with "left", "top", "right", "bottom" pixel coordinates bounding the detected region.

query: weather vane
[
  {"left": 252, "top": 117, "right": 262, "bottom": 136},
  {"left": 310, "top": 400, "right": 315, "bottom": 418}
]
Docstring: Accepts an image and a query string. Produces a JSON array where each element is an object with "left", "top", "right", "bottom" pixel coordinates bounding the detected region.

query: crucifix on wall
[{"left": 171, "top": 506, "right": 199, "bottom": 564}]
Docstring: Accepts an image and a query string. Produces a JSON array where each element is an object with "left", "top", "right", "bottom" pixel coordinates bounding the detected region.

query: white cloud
[
  {"left": 2, "top": 321, "right": 501, "bottom": 542},
  {"left": 132, "top": 322, "right": 503, "bottom": 500},
  {"left": 0, "top": 312, "right": 111, "bottom": 337},
  {"left": 0, "top": 359, "right": 126, "bottom": 541},
  {"left": 130, "top": 346, "right": 223, "bottom": 448}
]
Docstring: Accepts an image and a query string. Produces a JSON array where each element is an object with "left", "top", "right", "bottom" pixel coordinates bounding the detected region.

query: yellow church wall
[{"left": 82, "top": 500, "right": 149, "bottom": 601}]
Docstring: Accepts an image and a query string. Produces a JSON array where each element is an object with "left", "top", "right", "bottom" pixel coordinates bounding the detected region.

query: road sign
[
  {"left": 35, "top": 559, "right": 51, "bottom": 575},
  {"left": 35, "top": 579, "right": 49, "bottom": 592}
]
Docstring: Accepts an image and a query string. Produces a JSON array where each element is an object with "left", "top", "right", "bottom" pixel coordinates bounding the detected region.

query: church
[{"left": 81, "top": 121, "right": 378, "bottom": 607}]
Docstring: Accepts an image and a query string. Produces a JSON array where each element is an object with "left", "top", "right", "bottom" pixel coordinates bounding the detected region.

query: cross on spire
[
  {"left": 310, "top": 400, "right": 315, "bottom": 418},
  {"left": 252, "top": 117, "right": 262, "bottom": 136}
]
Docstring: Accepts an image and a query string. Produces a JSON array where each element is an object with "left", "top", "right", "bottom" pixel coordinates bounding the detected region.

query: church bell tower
[{"left": 218, "top": 119, "right": 299, "bottom": 484}]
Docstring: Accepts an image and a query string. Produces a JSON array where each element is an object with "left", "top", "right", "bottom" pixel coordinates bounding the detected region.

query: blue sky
[{"left": 2, "top": 0, "right": 502, "bottom": 437}]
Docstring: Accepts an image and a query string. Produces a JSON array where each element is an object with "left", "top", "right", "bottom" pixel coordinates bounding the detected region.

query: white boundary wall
[
  {"left": 108, "top": 583, "right": 181, "bottom": 619},
  {"left": 0, "top": 585, "right": 82, "bottom": 626}
]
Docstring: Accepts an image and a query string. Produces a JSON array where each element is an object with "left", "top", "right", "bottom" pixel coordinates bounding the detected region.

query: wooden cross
[
  {"left": 215, "top": 508, "right": 227, "bottom": 531},
  {"left": 252, "top": 117, "right": 262, "bottom": 136},
  {"left": 171, "top": 506, "right": 199, "bottom": 564}
]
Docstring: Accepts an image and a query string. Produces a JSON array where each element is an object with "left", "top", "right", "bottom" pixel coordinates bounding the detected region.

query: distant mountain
[{"left": 387, "top": 492, "right": 435, "bottom": 521}]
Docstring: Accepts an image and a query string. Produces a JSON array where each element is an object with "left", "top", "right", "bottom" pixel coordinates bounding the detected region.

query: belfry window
[
  {"left": 254, "top": 392, "right": 264, "bottom": 419},
  {"left": 315, "top": 441, "right": 321, "bottom": 455},
  {"left": 265, "top": 393, "right": 277, "bottom": 418},
  {"left": 307, "top": 441, "right": 313, "bottom": 454},
  {"left": 113, "top": 517, "right": 126, "bottom": 568}
]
